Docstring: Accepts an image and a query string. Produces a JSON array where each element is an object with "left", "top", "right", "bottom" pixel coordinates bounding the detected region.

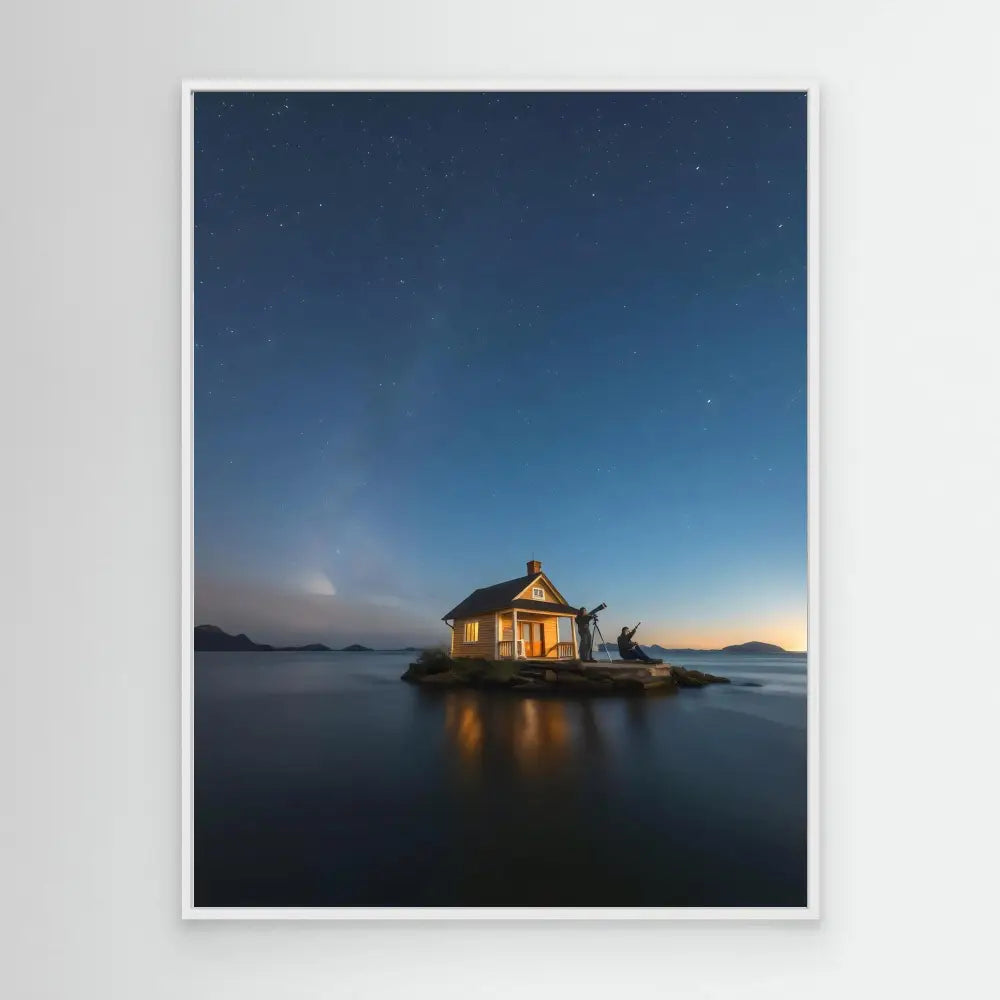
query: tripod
[{"left": 589, "top": 614, "right": 614, "bottom": 663}]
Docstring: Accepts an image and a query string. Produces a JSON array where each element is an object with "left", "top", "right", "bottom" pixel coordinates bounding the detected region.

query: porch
[{"left": 495, "top": 610, "right": 577, "bottom": 660}]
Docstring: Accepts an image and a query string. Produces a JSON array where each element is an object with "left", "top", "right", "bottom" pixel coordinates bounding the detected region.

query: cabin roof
[
  {"left": 442, "top": 573, "right": 578, "bottom": 620},
  {"left": 508, "top": 597, "right": 581, "bottom": 615}
]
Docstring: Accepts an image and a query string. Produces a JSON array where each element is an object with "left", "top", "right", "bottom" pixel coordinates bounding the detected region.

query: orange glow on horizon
[{"left": 640, "top": 620, "right": 807, "bottom": 652}]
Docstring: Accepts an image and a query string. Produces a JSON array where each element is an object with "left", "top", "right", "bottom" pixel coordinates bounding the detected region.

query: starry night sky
[{"left": 194, "top": 90, "right": 807, "bottom": 651}]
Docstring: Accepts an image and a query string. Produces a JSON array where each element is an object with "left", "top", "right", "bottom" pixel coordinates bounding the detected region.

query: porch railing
[{"left": 498, "top": 639, "right": 576, "bottom": 659}]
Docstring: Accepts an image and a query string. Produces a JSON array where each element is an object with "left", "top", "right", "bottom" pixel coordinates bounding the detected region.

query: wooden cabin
[{"left": 442, "top": 560, "right": 580, "bottom": 661}]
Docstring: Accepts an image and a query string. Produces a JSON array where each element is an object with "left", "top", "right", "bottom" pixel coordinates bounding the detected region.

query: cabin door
[{"left": 520, "top": 621, "right": 544, "bottom": 658}]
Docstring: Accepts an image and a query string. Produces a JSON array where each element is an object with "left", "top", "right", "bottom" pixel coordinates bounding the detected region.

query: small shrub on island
[{"left": 416, "top": 647, "right": 451, "bottom": 666}]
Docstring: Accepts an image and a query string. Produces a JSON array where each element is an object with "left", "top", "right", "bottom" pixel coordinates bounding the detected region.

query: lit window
[
  {"left": 532, "top": 587, "right": 544, "bottom": 599},
  {"left": 464, "top": 621, "right": 479, "bottom": 643}
]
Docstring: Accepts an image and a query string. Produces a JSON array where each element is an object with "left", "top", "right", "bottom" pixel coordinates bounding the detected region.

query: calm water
[{"left": 194, "top": 651, "right": 807, "bottom": 907}]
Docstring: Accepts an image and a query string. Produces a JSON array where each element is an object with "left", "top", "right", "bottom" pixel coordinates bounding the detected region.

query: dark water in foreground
[{"left": 194, "top": 651, "right": 807, "bottom": 907}]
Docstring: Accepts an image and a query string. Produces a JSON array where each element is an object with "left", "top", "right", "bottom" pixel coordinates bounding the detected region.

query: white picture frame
[{"left": 181, "top": 79, "right": 820, "bottom": 920}]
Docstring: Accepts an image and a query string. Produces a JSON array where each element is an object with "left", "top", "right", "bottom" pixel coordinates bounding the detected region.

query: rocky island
[
  {"left": 402, "top": 650, "right": 730, "bottom": 695},
  {"left": 721, "top": 640, "right": 786, "bottom": 654}
]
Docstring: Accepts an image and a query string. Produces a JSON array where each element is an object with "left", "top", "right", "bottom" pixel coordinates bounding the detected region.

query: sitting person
[{"left": 618, "top": 625, "right": 654, "bottom": 662}]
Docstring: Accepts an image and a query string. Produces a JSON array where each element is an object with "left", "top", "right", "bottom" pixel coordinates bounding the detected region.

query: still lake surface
[{"left": 194, "top": 651, "right": 807, "bottom": 907}]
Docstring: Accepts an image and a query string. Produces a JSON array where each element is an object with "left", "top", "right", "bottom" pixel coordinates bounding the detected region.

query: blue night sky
[{"left": 194, "top": 90, "right": 807, "bottom": 651}]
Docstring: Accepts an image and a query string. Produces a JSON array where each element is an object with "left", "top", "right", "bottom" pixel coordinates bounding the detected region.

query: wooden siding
[{"left": 451, "top": 614, "right": 497, "bottom": 659}]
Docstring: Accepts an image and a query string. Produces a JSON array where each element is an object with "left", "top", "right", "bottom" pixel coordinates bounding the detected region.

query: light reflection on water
[
  {"left": 443, "top": 693, "right": 574, "bottom": 773},
  {"left": 194, "top": 651, "right": 807, "bottom": 906}
]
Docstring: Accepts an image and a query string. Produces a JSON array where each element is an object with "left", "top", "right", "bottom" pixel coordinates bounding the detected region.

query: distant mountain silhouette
[
  {"left": 341, "top": 643, "right": 374, "bottom": 652},
  {"left": 194, "top": 625, "right": 332, "bottom": 652},
  {"left": 194, "top": 624, "right": 273, "bottom": 651},
  {"left": 721, "top": 641, "right": 786, "bottom": 654}
]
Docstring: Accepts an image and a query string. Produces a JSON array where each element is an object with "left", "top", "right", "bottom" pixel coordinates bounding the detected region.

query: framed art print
[{"left": 181, "top": 81, "right": 818, "bottom": 918}]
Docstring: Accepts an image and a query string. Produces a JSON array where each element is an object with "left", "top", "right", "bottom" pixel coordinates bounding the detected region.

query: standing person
[
  {"left": 576, "top": 606, "right": 596, "bottom": 662},
  {"left": 618, "top": 624, "right": 654, "bottom": 663}
]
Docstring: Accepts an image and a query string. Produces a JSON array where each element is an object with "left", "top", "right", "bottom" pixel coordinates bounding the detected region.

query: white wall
[{"left": 5, "top": 2, "right": 999, "bottom": 997}]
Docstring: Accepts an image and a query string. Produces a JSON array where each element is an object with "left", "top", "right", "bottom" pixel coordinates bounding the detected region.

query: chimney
[{"left": 527, "top": 559, "right": 542, "bottom": 576}]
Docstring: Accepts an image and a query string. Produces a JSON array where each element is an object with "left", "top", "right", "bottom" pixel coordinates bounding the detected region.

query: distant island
[
  {"left": 721, "top": 641, "right": 786, "bottom": 654},
  {"left": 194, "top": 625, "right": 335, "bottom": 651},
  {"left": 193, "top": 625, "right": 419, "bottom": 653},
  {"left": 194, "top": 624, "right": 275, "bottom": 651}
]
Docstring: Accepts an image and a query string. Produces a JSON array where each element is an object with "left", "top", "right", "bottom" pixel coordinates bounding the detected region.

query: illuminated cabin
[{"left": 442, "top": 560, "right": 580, "bottom": 660}]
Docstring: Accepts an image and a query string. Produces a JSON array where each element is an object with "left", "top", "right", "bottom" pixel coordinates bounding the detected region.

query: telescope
[{"left": 581, "top": 603, "right": 614, "bottom": 663}]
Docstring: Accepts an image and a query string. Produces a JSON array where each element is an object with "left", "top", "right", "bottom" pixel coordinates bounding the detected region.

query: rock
[
  {"left": 610, "top": 675, "right": 650, "bottom": 692},
  {"left": 671, "top": 666, "right": 731, "bottom": 688},
  {"left": 510, "top": 678, "right": 548, "bottom": 691},
  {"left": 479, "top": 660, "right": 520, "bottom": 687},
  {"left": 449, "top": 657, "right": 492, "bottom": 683},
  {"left": 416, "top": 670, "right": 467, "bottom": 686},
  {"left": 556, "top": 671, "right": 612, "bottom": 691}
]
